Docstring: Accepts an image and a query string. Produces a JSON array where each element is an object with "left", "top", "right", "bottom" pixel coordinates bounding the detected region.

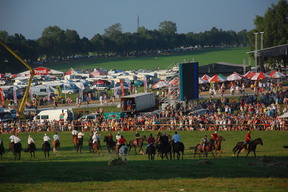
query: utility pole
[{"left": 254, "top": 32, "right": 259, "bottom": 71}]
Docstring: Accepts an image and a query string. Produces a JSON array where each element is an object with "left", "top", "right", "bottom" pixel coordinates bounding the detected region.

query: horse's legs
[
  {"left": 245, "top": 150, "right": 251, "bottom": 158},
  {"left": 253, "top": 150, "right": 256, "bottom": 157}
]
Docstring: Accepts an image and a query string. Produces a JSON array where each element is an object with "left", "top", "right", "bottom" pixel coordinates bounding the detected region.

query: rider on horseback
[
  {"left": 244, "top": 130, "right": 252, "bottom": 149},
  {"left": 9, "top": 133, "right": 16, "bottom": 148},
  {"left": 211, "top": 131, "right": 218, "bottom": 149},
  {"left": 14, "top": 134, "right": 21, "bottom": 144},
  {"left": 118, "top": 135, "right": 128, "bottom": 148},
  {"left": 172, "top": 131, "right": 181, "bottom": 143},
  {"left": 43, "top": 133, "right": 50, "bottom": 143},
  {"left": 26, "top": 135, "right": 35, "bottom": 151},
  {"left": 53, "top": 133, "right": 60, "bottom": 142},
  {"left": 201, "top": 135, "right": 208, "bottom": 151},
  {"left": 146, "top": 133, "right": 155, "bottom": 148},
  {"left": 135, "top": 131, "right": 140, "bottom": 146},
  {"left": 77, "top": 131, "right": 84, "bottom": 142}
]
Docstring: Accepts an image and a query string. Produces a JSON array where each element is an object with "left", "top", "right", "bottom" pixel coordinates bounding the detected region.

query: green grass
[
  {"left": 42, "top": 47, "right": 252, "bottom": 72},
  {"left": 0, "top": 130, "right": 288, "bottom": 192}
]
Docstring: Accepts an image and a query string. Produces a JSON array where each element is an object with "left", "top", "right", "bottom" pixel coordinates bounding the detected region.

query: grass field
[
  {"left": 43, "top": 47, "right": 251, "bottom": 72},
  {"left": 0, "top": 130, "right": 288, "bottom": 192}
]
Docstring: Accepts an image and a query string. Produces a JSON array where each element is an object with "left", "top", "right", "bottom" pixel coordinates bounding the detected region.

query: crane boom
[{"left": 0, "top": 41, "right": 35, "bottom": 118}]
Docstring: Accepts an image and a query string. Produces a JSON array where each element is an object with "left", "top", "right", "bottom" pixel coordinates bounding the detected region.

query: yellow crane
[{"left": 0, "top": 41, "right": 35, "bottom": 118}]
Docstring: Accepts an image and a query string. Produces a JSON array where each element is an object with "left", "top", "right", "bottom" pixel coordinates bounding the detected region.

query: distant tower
[{"left": 137, "top": 15, "right": 140, "bottom": 32}]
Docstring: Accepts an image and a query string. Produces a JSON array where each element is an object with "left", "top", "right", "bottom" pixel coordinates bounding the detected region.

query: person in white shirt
[
  {"left": 172, "top": 131, "right": 181, "bottom": 143},
  {"left": 27, "top": 135, "right": 34, "bottom": 144},
  {"left": 13, "top": 134, "right": 21, "bottom": 144},
  {"left": 78, "top": 131, "right": 84, "bottom": 139},
  {"left": 43, "top": 133, "right": 50, "bottom": 142},
  {"left": 9, "top": 134, "right": 16, "bottom": 143},
  {"left": 53, "top": 133, "right": 60, "bottom": 141},
  {"left": 92, "top": 133, "right": 100, "bottom": 144},
  {"left": 116, "top": 132, "right": 121, "bottom": 145},
  {"left": 72, "top": 129, "right": 78, "bottom": 136}
]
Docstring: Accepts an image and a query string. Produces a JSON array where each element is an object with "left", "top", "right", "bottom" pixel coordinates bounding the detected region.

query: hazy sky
[{"left": 0, "top": 0, "right": 279, "bottom": 40}]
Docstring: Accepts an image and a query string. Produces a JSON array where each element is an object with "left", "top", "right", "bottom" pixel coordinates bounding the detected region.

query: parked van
[
  {"left": 37, "top": 108, "right": 74, "bottom": 122},
  {"left": 30, "top": 85, "right": 55, "bottom": 96}
]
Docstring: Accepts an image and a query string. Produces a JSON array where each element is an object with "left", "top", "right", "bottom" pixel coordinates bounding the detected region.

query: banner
[
  {"left": 47, "top": 85, "right": 51, "bottom": 102},
  {"left": 0, "top": 88, "right": 4, "bottom": 108},
  {"left": 144, "top": 75, "right": 148, "bottom": 93},
  {"left": 13, "top": 86, "right": 18, "bottom": 101},
  {"left": 126, "top": 79, "right": 131, "bottom": 93},
  {"left": 120, "top": 80, "right": 125, "bottom": 96}
]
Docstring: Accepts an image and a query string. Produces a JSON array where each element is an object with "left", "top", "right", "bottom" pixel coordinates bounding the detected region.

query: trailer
[{"left": 120, "top": 92, "right": 155, "bottom": 112}]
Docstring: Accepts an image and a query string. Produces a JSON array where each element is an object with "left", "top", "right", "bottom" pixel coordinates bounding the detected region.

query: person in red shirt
[
  {"left": 118, "top": 135, "right": 127, "bottom": 148},
  {"left": 147, "top": 134, "right": 155, "bottom": 146},
  {"left": 244, "top": 130, "right": 252, "bottom": 149},
  {"left": 211, "top": 131, "right": 218, "bottom": 149}
]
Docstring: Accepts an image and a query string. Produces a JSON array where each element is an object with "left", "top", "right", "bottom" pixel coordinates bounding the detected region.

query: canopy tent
[
  {"left": 269, "top": 70, "right": 286, "bottom": 78},
  {"left": 151, "top": 80, "right": 170, "bottom": 89},
  {"left": 227, "top": 72, "right": 243, "bottom": 81},
  {"left": 90, "top": 69, "right": 107, "bottom": 77},
  {"left": 168, "top": 77, "right": 179, "bottom": 87},
  {"left": 251, "top": 72, "right": 271, "bottom": 81},
  {"left": 93, "top": 79, "right": 110, "bottom": 85},
  {"left": 201, "top": 74, "right": 211, "bottom": 81},
  {"left": 19, "top": 67, "right": 64, "bottom": 76},
  {"left": 243, "top": 71, "right": 256, "bottom": 79},
  {"left": 199, "top": 77, "right": 208, "bottom": 84},
  {"left": 208, "top": 74, "right": 227, "bottom": 83},
  {"left": 65, "top": 68, "right": 79, "bottom": 75}
]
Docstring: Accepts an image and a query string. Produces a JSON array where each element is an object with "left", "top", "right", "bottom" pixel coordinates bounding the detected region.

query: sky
[{"left": 0, "top": 0, "right": 280, "bottom": 40}]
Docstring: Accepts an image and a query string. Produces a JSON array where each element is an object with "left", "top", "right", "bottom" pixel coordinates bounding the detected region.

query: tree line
[{"left": 0, "top": 0, "right": 287, "bottom": 73}]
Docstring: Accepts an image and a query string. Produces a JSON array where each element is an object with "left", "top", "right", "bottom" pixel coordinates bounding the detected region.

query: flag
[
  {"left": 0, "top": 88, "right": 4, "bottom": 108},
  {"left": 120, "top": 80, "right": 125, "bottom": 96},
  {"left": 13, "top": 86, "right": 18, "bottom": 101},
  {"left": 47, "top": 85, "right": 51, "bottom": 102},
  {"left": 144, "top": 76, "right": 148, "bottom": 93}
]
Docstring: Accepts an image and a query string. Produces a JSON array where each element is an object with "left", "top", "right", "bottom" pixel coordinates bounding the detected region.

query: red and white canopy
[
  {"left": 251, "top": 72, "right": 271, "bottom": 81},
  {"left": 208, "top": 74, "right": 226, "bottom": 83},
  {"left": 269, "top": 71, "right": 286, "bottom": 78},
  {"left": 201, "top": 74, "right": 211, "bottom": 81},
  {"left": 227, "top": 72, "right": 243, "bottom": 81},
  {"left": 152, "top": 80, "right": 170, "bottom": 89}
]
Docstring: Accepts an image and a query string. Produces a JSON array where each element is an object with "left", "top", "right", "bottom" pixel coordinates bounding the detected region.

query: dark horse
[
  {"left": 103, "top": 136, "right": 116, "bottom": 153},
  {"left": 233, "top": 138, "right": 263, "bottom": 158},
  {"left": 42, "top": 141, "right": 50, "bottom": 158},
  {"left": 76, "top": 138, "right": 83, "bottom": 153},
  {"left": 0, "top": 141, "right": 5, "bottom": 160},
  {"left": 72, "top": 135, "right": 77, "bottom": 149},
  {"left": 25, "top": 143, "right": 36, "bottom": 158},
  {"left": 194, "top": 140, "right": 215, "bottom": 159},
  {"left": 212, "top": 136, "right": 225, "bottom": 157},
  {"left": 13, "top": 142, "right": 22, "bottom": 160},
  {"left": 128, "top": 136, "right": 146, "bottom": 154},
  {"left": 156, "top": 135, "right": 172, "bottom": 160},
  {"left": 53, "top": 140, "right": 60, "bottom": 153},
  {"left": 146, "top": 144, "right": 156, "bottom": 160},
  {"left": 170, "top": 141, "right": 185, "bottom": 160},
  {"left": 91, "top": 142, "right": 102, "bottom": 155}
]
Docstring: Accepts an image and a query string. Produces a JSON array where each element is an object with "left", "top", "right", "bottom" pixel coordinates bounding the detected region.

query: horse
[
  {"left": 194, "top": 140, "right": 215, "bottom": 159},
  {"left": 119, "top": 145, "right": 128, "bottom": 161},
  {"left": 146, "top": 144, "right": 156, "bottom": 160},
  {"left": 91, "top": 142, "right": 102, "bottom": 155},
  {"left": 103, "top": 136, "right": 116, "bottom": 153},
  {"left": 76, "top": 138, "right": 83, "bottom": 153},
  {"left": 128, "top": 136, "right": 146, "bottom": 154},
  {"left": 232, "top": 138, "right": 263, "bottom": 158},
  {"left": 25, "top": 142, "right": 36, "bottom": 158},
  {"left": 0, "top": 141, "right": 5, "bottom": 160},
  {"left": 72, "top": 135, "right": 77, "bottom": 149},
  {"left": 42, "top": 141, "right": 50, "bottom": 158},
  {"left": 53, "top": 140, "right": 60, "bottom": 153},
  {"left": 170, "top": 141, "right": 185, "bottom": 160},
  {"left": 156, "top": 135, "right": 172, "bottom": 160},
  {"left": 13, "top": 142, "right": 22, "bottom": 160},
  {"left": 212, "top": 136, "right": 225, "bottom": 157}
]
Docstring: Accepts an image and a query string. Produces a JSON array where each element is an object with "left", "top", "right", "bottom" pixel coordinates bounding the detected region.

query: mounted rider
[
  {"left": 211, "top": 131, "right": 218, "bottom": 149},
  {"left": 244, "top": 130, "right": 252, "bottom": 149},
  {"left": 77, "top": 131, "right": 84, "bottom": 143},
  {"left": 135, "top": 130, "right": 140, "bottom": 146},
  {"left": 146, "top": 133, "right": 155, "bottom": 148},
  {"left": 118, "top": 135, "right": 128, "bottom": 149},
  {"left": 200, "top": 135, "right": 208, "bottom": 151}
]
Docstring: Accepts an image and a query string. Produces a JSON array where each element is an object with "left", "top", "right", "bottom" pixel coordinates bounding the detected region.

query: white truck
[
  {"left": 30, "top": 85, "right": 55, "bottom": 96},
  {"left": 120, "top": 92, "right": 155, "bottom": 112},
  {"left": 36, "top": 108, "right": 74, "bottom": 122}
]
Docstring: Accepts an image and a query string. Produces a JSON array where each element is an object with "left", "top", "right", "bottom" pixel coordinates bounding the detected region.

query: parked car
[
  {"left": 90, "top": 84, "right": 110, "bottom": 91},
  {"left": 78, "top": 113, "right": 101, "bottom": 121}
]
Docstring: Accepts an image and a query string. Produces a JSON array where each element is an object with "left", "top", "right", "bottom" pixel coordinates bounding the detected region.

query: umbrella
[
  {"left": 269, "top": 71, "right": 286, "bottom": 78},
  {"left": 251, "top": 72, "right": 271, "bottom": 81},
  {"left": 243, "top": 71, "right": 256, "bottom": 79},
  {"left": 208, "top": 74, "right": 226, "bottom": 83},
  {"left": 168, "top": 77, "right": 179, "bottom": 87},
  {"left": 201, "top": 74, "right": 211, "bottom": 81},
  {"left": 227, "top": 72, "right": 243, "bottom": 81}
]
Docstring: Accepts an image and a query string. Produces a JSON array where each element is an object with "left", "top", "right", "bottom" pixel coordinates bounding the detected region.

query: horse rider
[
  {"left": 135, "top": 131, "right": 140, "bottom": 146},
  {"left": 116, "top": 132, "right": 121, "bottom": 146},
  {"left": 157, "top": 129, "right": 162, "bottom": 137},
  {"left": 77, "top": 131, "right": 84, "bottom": 143},
  {"left": 172, "top": 131, "right": 181, "bottom": 144},
  {"left": 146, "top": 133, "right": 155, "bottom": 148},
  {"left": 211, "top": 131, "right": 218, "bottom": 149},
  {"left": 118, "top": 135, "right": 128, "bottom": 149},
  {"left": 92, "top": 132, "right": 100, "bottom": 144},
  {"left": 244, "top": 130, "right": 253, "bottom": 149},
  {"left": 43, "top": 133, "right": 51, "bottom": 143},
  {"left": 200, "top": 135, "right": 208, "bottom": 151},
  {"left": 26, "top": 135, "right": 35, "bottom": 151},
  {"left": 9, "top": 133, "right": 16, "bottom": 148},
  {"left": 72, "top": 129, "right": 78, "bottom": 136},
  {"left": 14, "top": 134, "right": 21, "bottom": 144},
  {"left": 107, "top": 132, "right": 113, "bottom": 140},
  {"left": 53, "top": 132, "right": 60, "bottom": 144}
]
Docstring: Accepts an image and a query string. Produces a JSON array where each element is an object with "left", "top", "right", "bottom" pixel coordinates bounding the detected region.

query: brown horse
[
  {"left": 53, "top": 140, "right": 60, "bottom": 153},
  {"left": 156, "top": 135, "right": 172, "bottom": 160},
  {"left": 128, "top": 136, "right": 146, "bottom": 154},
  {"left": 212, "top": 136, "right": 225, "bottom": 157},
  {"left": 76, "top": 138, "right": 83, "bottom": 153},
  {"left": 25, "top": 143, "right": 36, "bottom": 158},
  {"left": 232, "top": 138, "right": 263, "bottom": 158},
  {"left": 72, "top": 135, "right": 77, "bottom": 149},
  {"left": 194, "top": 140, "right": 215, "bottom": 159},
  {"left": 91, "top": 142, "right": 102, "bottom": 156}
]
